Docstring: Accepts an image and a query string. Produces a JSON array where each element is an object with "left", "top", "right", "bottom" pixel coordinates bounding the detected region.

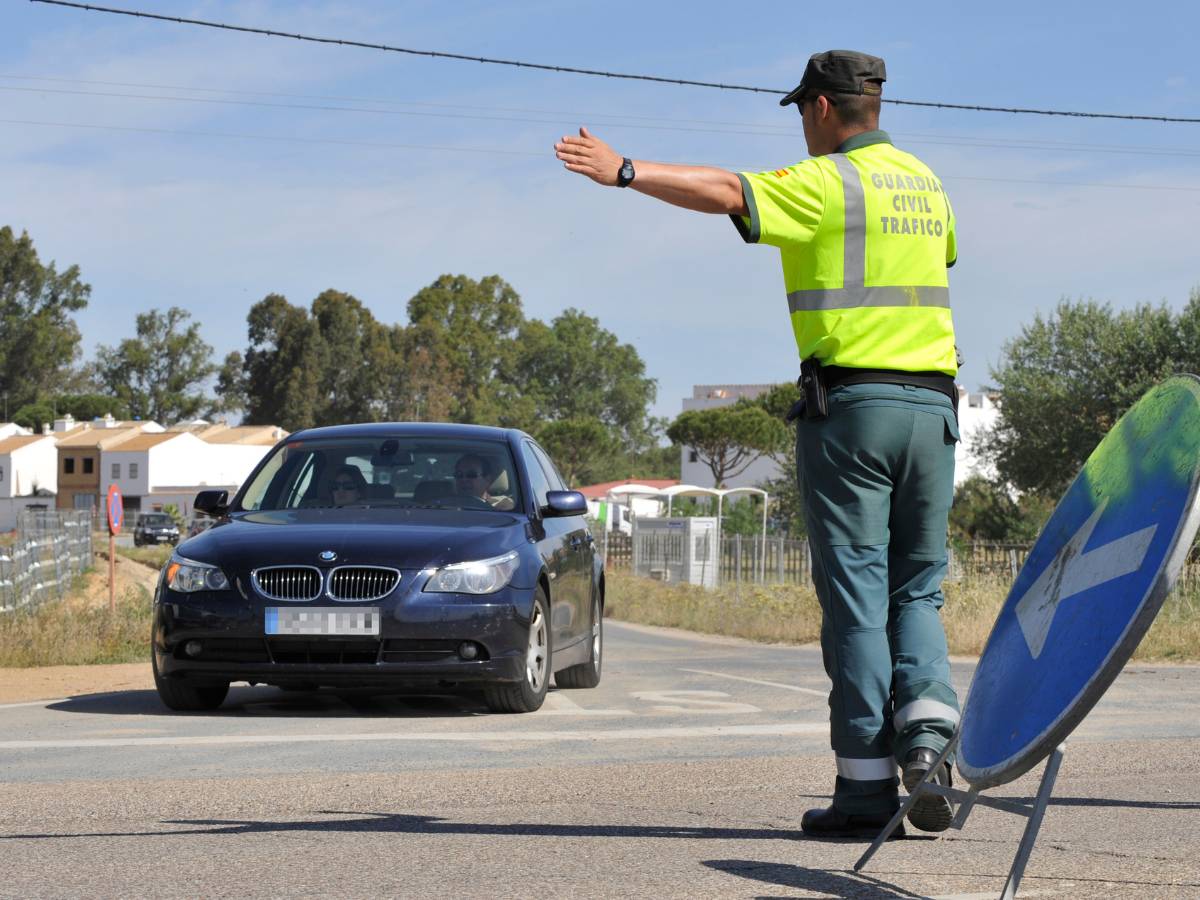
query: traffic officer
[{"left": 555, "top": 49, "right": 960, "bottom": 838}]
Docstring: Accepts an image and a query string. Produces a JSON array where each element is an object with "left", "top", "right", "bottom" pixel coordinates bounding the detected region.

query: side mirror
[
  {"left": 194, "top": 489, "right": 230, "bottom": 518},
  {"left": 542, "top": 490, "right": 588, "bottom": 518}
]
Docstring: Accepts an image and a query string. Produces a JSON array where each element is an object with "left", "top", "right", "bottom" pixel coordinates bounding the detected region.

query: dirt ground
[{"left": 0, "top": 551, "right": 161, "bottom": 705}]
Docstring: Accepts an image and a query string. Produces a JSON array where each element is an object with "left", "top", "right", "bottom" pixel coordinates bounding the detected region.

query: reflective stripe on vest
[
  {"left": 788, "top": 285, "right": 950, "bottom": 312},
  {"left": 831, "top": 154, "right": 866, "bottom": 290},
  {"left": 801, "top": 152, "right": 943, "bottom": 314}
]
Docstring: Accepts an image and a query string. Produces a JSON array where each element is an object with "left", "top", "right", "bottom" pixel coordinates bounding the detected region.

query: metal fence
[
  {"left": 0, "top": 510, "right": 93, "bottom": 614},
  {"left": 598, "top": 526, "right": 1200, "bottom": 594}
]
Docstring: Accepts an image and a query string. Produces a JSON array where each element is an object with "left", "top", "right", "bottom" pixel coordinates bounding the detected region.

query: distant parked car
[
  {"left": 151, "top": 423, "right": 604, "bottom": 713},
  {"left": 134, "top": 513, "right": 180, "bottom": 547}
]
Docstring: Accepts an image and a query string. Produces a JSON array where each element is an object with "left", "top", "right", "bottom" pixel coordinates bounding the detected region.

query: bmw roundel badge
[{"left": 319, "top": 550, "right": 337, "bottom": 562}]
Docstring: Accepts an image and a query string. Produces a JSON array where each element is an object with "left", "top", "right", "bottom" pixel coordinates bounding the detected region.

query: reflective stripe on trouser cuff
[
  {"left": 893, "top": 699, "right": 961, "bottom": 731},
  {"left": 787, "top": 285, "right": 951, "bottom": 312},
  {"left": 836, "top": 755, "right": 897, "bottom": 781}
]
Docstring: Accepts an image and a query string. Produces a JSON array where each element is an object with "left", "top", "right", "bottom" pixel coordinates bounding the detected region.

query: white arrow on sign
[{"left": 1014, "top": 499, "right": 1157, "bottom": 659}]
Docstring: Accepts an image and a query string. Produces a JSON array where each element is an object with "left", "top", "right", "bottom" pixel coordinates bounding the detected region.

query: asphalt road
[{"left": 1, "top": 620, "right": 1198, "bottom": 899}]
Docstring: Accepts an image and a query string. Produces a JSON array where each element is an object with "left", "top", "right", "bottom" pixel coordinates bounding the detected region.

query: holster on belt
[
  {"left": 785, "top": 359, "right": 959, "bottom": 424},
  {"left": 794, "top": 358, "right": 828, "bottom": 421}
]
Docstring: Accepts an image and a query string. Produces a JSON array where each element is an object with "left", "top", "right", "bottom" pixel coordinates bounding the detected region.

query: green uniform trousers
[{"left": 796, "top": 383, "right": 962, "bottom": 815}]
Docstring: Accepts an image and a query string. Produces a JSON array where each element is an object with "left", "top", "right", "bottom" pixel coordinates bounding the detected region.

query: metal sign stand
[{"left": 854, "top": 734, "right": 1066, "bottom": 900}]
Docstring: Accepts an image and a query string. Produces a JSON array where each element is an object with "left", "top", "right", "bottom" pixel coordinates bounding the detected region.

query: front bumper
[{"left": 153, "top": 576, "right": 534, "bottom": 688}]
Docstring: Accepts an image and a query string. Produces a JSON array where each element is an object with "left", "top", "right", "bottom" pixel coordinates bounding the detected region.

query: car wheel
[
  {"left": 152, "top": 647, "right": 229, "bottom": 712},
  {"left": 555, "top": 596, "right": 602, "bottom": 689},
  {"left": 483, "top": 588, "right": 551, "bottom": 714}
]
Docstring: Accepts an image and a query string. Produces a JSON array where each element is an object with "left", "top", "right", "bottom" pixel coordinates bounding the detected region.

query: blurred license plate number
[{"left": 266, "top": 608, "right": 379, "bottom": 636}]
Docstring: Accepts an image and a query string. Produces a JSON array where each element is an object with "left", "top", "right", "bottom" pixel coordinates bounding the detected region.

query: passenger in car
[
  {"left": 454, "top": 454, "right": 515, "bottom": 510},
  {"left": 330, "top": 464, "right": 368, "bottom": 506}
]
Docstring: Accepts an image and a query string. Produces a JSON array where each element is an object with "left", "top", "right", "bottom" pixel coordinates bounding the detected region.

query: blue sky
[{"left": 2, "top": 1, "right": 1198, "bottom": 422}]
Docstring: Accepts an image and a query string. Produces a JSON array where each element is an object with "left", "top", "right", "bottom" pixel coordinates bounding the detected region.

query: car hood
[{"left": 175, "top": 507, "right": 527, "bottom": 572}]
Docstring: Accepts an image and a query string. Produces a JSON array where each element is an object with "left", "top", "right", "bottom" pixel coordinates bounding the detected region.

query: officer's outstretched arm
[{"left": 555, "top": 127, "right": 748, "bottom": 216}]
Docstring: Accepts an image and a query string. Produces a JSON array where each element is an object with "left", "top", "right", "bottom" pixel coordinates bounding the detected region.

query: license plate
[{"left": 265, "top": 607, "right": 380, "bottom": 636}]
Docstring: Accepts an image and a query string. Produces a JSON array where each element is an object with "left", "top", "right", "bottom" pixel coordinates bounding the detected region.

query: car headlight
[
  {"left": 165, "top": 555, "right": 231, "bottom": 593},
  {"left": 424, "top": 550, "right": 520, "bottom": 595}
]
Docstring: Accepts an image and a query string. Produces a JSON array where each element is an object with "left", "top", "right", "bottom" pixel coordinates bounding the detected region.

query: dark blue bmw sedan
[{"left": 151, "top": 423, "right": 603, "bottom": 713}]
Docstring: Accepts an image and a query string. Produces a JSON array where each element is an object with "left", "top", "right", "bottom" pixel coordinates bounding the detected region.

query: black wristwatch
[{"left": 616, "top": 157, "right": 635, "bottom": 187}]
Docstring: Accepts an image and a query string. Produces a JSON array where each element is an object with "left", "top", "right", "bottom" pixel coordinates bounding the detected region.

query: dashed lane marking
[
  {"left": 680, "top": 668, "right": 828, "bottom": 697},
  {"left": 0, "top": 722, "right": 828, "bottom": 750}
]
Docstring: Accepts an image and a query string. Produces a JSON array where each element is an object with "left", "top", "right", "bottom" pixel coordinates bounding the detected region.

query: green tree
[
  {"left": 948, "top": 475, "right": 1054, "bottom": 543},
  {"left": 12, "top": 393, "right": 133, "bottom": 431},
  {"left": 0, "top": 226, "right": 90, "bottom": 411},
  {"left": 93, "top": 307, "right": 217, "bottom": 425},
  {"left": 667, "top": 402, "right": 787, "bottom": 488},
  {"left": 983, "top": 296, "right": 1200, "bottom": 494},
  {"left": 310, "top": 290, "right": 397, "bottom": 423},
  {"left": 233, "top": 291, "right": 403, "bottom": 430},
  {"left": 405, "top": 274, "right": 525, "bottom": 425},
  {"left": 237, "top": 294, "right": 329, "bottom": 429},
  {"left": 534, "top": 416, "right": 618, "bottom": 487},
  {"left": 509, "top": 309, "right": 658, "bottom": 446}
]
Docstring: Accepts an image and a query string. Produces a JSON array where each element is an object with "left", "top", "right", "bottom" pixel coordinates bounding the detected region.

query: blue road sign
[
  {"left": 106, "top": 483, "right": 124, "bottom": 535},
  {"left": 958, "top": 375, "right": 1200, "bottom": 789}
]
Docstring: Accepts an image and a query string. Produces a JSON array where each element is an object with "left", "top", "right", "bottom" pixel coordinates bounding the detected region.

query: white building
[
  {"left": 954, "top": 388, "right": 1001, "bottom": 485},
  {"left": 678, "top": 382, "right": 1001, "bottom": 492},
  {"left": 0, "top": 433, "right": 60, "bottom": 528},
  {"left": 103, "top": 424, "right": 285, "bottom": 519}
]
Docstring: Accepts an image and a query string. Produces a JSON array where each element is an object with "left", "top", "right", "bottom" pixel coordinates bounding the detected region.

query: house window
[
  {"left": 64, "top": 457, "right": 75, "bottom": 474},
  {"left": 0, "top": 465, "right": 4, "bottom": 481},
  {"left": 83, "top": 458, "right": 94, "bottom": 475},
  {"left": 130, "top": 462, "right": 139, "bottom": 479},
  {"left": 688, "top": 450, "right": 699, "bottom": 463},
  {"left": 112, "top": 463, "right": 121, "bottom": 479}
]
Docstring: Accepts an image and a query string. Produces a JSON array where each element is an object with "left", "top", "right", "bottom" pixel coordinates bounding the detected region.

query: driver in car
[{"left": 454, "top": 454, "right": 515, "bottom": 510}]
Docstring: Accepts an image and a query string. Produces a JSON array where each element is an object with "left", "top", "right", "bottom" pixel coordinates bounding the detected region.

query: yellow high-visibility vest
[{"left": 733, "top": 130, "right": 958, "bottom": 376}]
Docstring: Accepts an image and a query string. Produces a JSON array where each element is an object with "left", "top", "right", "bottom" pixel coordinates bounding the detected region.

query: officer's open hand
[{"left": 555, "top": 127, "right": 623, "bottom": 186}]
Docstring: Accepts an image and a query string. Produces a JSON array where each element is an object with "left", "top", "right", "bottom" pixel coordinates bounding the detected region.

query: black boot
[
  {"left": 800, "top": 805, "right": 905, "bottom": 839},
  {"left": 902, "top": 747, "right": 955, "bottom": 833}
]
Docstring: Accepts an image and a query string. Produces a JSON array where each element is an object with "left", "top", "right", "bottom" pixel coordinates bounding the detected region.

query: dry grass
[
  {"left": 605, "top": 571, "right": 822, "bottom": 646},
  {"left": 606, "top": 570, "right": 1200, "bottom": 662},
  {"left": 0, "top": 582, "right": 153, "bottom": 668},
  {"left": 115, "top": 543, "right": 173, "bottom": 570}
]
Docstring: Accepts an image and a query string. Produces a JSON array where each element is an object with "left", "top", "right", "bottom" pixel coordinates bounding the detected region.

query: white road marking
[
  {"left": 680, "top": 668, "right": 828, "bottom": 698},
  {"left": 0, "top": 698, "right": 69, "bottom": 710},
  {"left": 538, "top": 692, "right": 630, "bottom": 716},
  {"left": 0, "top": 722, "right": 828, "bottom": 750},
  {"left": 929, "top": 891, "right": 1065, "bottom": 900},
  {"left": 632, "top": 689, "right": 761, "bottom": 714}
]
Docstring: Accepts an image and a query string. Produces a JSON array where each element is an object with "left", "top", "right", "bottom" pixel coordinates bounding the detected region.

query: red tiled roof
[{"left": 575, "top": 478, "right": 679, "bottom": 500}]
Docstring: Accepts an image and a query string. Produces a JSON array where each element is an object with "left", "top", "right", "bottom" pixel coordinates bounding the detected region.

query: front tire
[
  {"left": 483, "top": 588, "right": 551, "bottom": 713},
  {"left": 555, "top": 596, "right": 602, "bottom": 689},
  {"left": 152, "top": 647, "right": 229, "bottom": 712}
]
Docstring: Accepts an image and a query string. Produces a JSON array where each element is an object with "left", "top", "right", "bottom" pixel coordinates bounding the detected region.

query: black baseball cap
[{"left": 779, "top": 50, "right": 887, "bottom": 107}]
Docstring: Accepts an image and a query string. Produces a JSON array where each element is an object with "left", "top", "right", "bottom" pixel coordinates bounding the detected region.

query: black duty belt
[
  {"left": 787, "top": 362, "right": 959, "bottom": 424},
  {"left": 821, "top": 365, "right": 959, "bottom": 410}
]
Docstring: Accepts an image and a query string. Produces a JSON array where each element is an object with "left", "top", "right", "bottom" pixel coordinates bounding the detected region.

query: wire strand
[
  {"left": 7, "top": 81, "right": 1200, "bottom": 160},
  {"left": 29, "top": 0, "right": 1200, "bottom": 124},
  {"left": 7, "top": 72, "right": 1200, "bottom": 159},
  {"left": 7, "top": 117, "right": 1200, "bottom": 193}
]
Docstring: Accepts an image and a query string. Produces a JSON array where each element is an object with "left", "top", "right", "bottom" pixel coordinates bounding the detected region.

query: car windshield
[
  {"left": 142, "top": 514, "right": 173, "bottom": 526},
  {"left": 237, "top": 436, "right": 522, "bottom": 513}
]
